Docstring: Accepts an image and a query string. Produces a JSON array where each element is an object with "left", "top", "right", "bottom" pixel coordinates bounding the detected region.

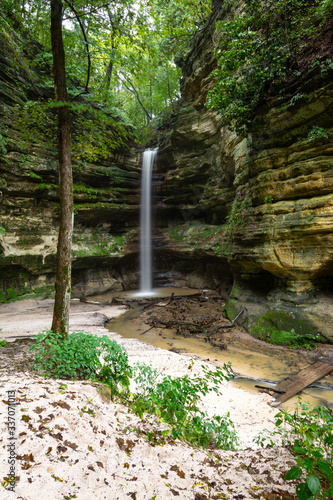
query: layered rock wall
[
  {"left": 0, "top": 21, "right": 141, "bottom": 299},
  {"left": 1, "top": 5, "right": 333, "bottom": 343},
  {"left": 156, "top": 2, "right": 333, "bottom": 342}
]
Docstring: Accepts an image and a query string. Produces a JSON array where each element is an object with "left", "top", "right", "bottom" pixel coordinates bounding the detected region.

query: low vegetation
[
  {"left": 257, "top": 399, "right": 333, "bottom": 500},
  {"left": 254, "top": 327, "right": 321, "bottom": 351},
  {"left": 30, "top": 330, "right": 131, "bottom": 400},
  {"left": 130, "top": 361, "right": 238, "bottom": 450},
  {"left": 29, "top": 330, "right": 238, "bottom": 450}
]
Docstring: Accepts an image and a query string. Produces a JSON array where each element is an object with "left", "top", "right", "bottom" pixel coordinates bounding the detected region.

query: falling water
[{"left": 139, "top": 148, "right": 157, "bottom": 295}]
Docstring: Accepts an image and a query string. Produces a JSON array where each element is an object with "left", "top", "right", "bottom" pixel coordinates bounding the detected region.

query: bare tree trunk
[
  {"left": 104, "top": 58, "right": 113, "bottom": 90},
  {"left": 50, "top": 0, "right": 73, "bottom": 337},
  {"left": 121, "top": 75, "right": 151, "bottom": 122}
]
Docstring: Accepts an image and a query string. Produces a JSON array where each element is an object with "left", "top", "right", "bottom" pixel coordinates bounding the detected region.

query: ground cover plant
[
  {"left": 29, "top": 330, "right": 132, "bottom": 399},
  {"left": 130, "top": 361, "right": 239, "bottom": 450},
  {"left": 255, "top": 327, "right": 321, "bottom": 350},
  {"left": 29, "top": 331, "right": 238, "bottom": 451},
  {"left": 256, "top": 399, "right": 333, "bottom": 499}
]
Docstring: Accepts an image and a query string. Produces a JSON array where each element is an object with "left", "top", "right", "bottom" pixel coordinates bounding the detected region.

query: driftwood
[
  {"left": 255, "top": 384, "right": 285, "bottom": 395},
  {"left": 152, "top": 320, "right": 198, "bottom": 328},
  {"left": 254, "top": 362, "right": 333, "bottom": 406},
  {"left": 140, "top": 326, "right": 155, "bottom": 335},
  {"left": 155, "top": 292, "right": 175, "bottom": 307},
  {"left": 217, "top": 309, "right": 244, "bottom": 329},
  {"left": 270, "top": 361, "right": 333, "bottom": 407}
]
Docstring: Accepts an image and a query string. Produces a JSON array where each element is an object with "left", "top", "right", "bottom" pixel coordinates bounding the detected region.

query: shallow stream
[{"left": 93, "top": 287, "right": 333, "bottom": 411}]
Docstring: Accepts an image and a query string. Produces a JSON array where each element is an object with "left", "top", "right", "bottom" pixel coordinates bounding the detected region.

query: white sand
[{"left": 0, "top": 299, "right": 297, "bottom": 499}]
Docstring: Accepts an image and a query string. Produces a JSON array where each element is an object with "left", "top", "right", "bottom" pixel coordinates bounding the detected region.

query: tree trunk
[
  {"left": 50, "top": 0, "right": 73, "bottom": 337},
  {"left": 104, "top": 58, "right": 113, "bottom": 90}
]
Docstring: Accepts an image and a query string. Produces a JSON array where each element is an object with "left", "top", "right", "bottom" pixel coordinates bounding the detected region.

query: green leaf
[
  {"left": 317, "top": 460, "right": 332, "bottom": 477},
  {"left": 325, "top": 435, "right": 333, "bottom": 445},
  {"left": 302, "top": 458, "right": 314, "bottom": 472},
  {"left": 296, "top": 482, "right": 314, "bottom": 500},
  {"left": 284, "top": 466, "right": 302, "bottom": 480},
  {"left": 306, "top": 475, "right": 321, "bottom": 495},
  {"left": 294, "top": 445, "right": 307, "bottom": 454},
  {"left": 326, "top": 482, "right": 333, "bottom": 495}
]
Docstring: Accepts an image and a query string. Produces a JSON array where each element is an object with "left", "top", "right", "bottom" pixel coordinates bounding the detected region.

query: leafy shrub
[
  {"left": 30, "top": 330, "right": 132, "bottom": 398},
  {"left": 306, "top": 126, "right": 330, "bottom": 143},
  {"left": 257, "top": 400, "right": 333, "bottom": 499},
  {"left": 130, "top": 362, "right": 238, "bottom": 450}
]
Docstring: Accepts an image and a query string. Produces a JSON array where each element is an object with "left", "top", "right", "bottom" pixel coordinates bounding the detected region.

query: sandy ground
[{"left": 0, "top": 299, "right": 299, "bottom": 499}]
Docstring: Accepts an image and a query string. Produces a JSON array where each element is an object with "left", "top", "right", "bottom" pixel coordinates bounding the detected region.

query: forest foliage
[
  {"left": 1, "top": 1, "right": 332, "bottom": 144},
  {"left": 0, "top": 0, "right": 211, "bottom": 145},
  {"left": 206, "top": 0, "right": 333, "bottom": 134}
]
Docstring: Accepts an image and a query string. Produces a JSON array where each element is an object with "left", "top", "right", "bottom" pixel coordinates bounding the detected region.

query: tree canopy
[{"left": 1, "top": 0, "right": 211, "bottom": 143}]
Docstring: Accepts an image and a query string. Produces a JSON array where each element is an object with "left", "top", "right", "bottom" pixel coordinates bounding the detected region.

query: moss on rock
[{"left": 249, "top": 310, "right": 319, "bottom": 341}]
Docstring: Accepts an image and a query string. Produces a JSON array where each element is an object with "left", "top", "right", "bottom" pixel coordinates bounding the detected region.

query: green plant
[
  {"left": 257, "top": 400, "right": 333, "bottom": 499},
  {"left": 289, "top": 93, "right": 307, "bottom": 107},
  {"left": 28, "top": 171, "right": 43, "bottom": 181},
  {"left": 306, "top": 126, "right": 330, "bottom": 143},
  {"left": 73, "top": 184, "right": 98, "bottom": 199},
  {"left": 129, "top": 362, "right": 238, "bottom": 450},
  {"left": 206, "top": 0, "right": 329, "bottom": 134},
  {"left": 30, "top": 330, "right": 132, "bottom": 399},
  {"left": 0, "top": 226, "right": 6, "bottom": 236},
  {"left": 264, "top": 195, "right": 274, "bottom": 203},
  {"left": 0, "top": 340, "right": 7, "bottom": 347},
  {"left": 5, "top": 287, "right": 23, "bottom": 301},
  {"left": 256, "top": 327, "right": 319, "bottom": 350},
  {"left": 222, "top": 195, "right": 251, "bottom": 255}
]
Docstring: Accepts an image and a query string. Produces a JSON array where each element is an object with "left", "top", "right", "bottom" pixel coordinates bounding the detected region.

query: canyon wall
[
  {"left": 0, "top": 21, "right": 141, "bottom": 299},
  {"left": 155, "top": 2, "right": 333, "bottom": 342}
]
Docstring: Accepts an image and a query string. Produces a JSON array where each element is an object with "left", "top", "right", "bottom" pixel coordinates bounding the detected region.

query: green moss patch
[
  {"left": 249, "top": 311, "right": 321, "bottom": 349},
  {"left": 0, "top": 284, "right": 55, "bottom": 303}
]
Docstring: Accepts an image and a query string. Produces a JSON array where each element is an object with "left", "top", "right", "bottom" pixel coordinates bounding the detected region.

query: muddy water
[{"left": 98, "top": 288, "right": 333, "bottom": 411}]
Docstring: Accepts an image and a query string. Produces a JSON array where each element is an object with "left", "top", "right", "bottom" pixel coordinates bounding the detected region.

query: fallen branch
[
  {"left": 153, "top": 320, "right": 199, "bottom": 328},
  {"left": 140, "top": 326, "right": 155, "bottom": 335},
  {"left": 155, "top": 292, "right": 175, "bottom": 307},
  {"left": 255, "top": 384, "right": 286, "bottom": 394},
  {"left": 217, "top": 308, "right": 244, "bottom": 329}
]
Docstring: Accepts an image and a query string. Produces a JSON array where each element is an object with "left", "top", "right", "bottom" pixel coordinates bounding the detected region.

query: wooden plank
[{"left": 270, "top": 361, "right": 333, "bottom": 407}]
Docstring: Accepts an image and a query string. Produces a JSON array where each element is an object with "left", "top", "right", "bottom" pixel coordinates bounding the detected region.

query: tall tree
[{"left": 50, "top": 0, "right": 73, "bottom": 337}]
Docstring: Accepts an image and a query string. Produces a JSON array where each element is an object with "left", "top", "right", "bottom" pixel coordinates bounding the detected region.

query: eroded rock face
[
  {"left": 0, "top": 23, "right": 141, "bottom": 300},
  {"left": 156, "top": 3, "right": 333, "bottom": 342}
]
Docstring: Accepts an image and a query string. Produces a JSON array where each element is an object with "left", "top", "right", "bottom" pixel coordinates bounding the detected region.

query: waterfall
[{"left": 139, "top": 148, "right": 157, "bottom": 295}]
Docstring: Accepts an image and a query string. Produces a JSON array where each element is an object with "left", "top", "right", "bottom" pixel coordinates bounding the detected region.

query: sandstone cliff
[
  {"left": 0, "top": 16, "right": 141, "bottom": 299},
  {"left": 156, "top": 2, "right": 333, "bottom": 342}
]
